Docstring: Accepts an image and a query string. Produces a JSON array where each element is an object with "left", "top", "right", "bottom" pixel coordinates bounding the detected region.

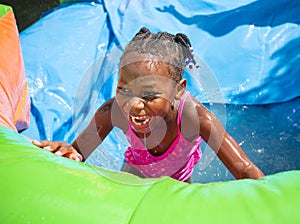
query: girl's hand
[{"left": 32, "top": 140, "right": 83, "bottom": 162}]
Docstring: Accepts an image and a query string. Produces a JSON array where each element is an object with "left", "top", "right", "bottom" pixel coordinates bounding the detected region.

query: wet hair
[{"left": 120, "top": 27, "right": 197, "bottom": 82}]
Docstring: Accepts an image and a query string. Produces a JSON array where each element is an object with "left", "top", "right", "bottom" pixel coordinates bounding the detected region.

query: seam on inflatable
[
  {"left": 126, "top": 178, "right": 170, "bottom": 223},
  {"left": 13, "top": 82, "right": 30, "bottom": 131},
  {"left": 126, "top": 184, "right": 155, "bottom": 223}
]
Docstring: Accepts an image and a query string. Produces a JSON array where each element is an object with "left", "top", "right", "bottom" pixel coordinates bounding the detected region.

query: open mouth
[{"left": 129, "top": 115, "right": 152, "bottom": 127}]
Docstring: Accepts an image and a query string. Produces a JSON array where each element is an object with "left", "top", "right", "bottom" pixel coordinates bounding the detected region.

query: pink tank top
[{"left": 124, "top": 91, "right": 202, "bottom": 182}]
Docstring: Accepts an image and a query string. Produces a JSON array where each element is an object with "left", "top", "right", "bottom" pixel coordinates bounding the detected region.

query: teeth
[{"left": 130, "top": 115, "right": 151, "bottom": 126}]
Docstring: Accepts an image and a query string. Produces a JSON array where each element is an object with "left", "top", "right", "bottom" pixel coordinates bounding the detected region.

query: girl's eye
[
  {"left": 142, "top": 92, "right": 160, "bottom": 101},
  {"left": 117, "top": 87, "right": 132, "bottom": 97}
]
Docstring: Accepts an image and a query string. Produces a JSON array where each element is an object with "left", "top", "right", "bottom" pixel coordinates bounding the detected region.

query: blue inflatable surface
[{"left": 20, "top": 0, "right": 300, "bottom": 183}]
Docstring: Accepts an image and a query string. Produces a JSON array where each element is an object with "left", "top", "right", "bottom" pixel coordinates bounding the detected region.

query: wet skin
[
  {"left": 32, "top": 56, "right": 265, "bottom": 182},
  {"left": 115, "top": 59, "right": 183, "bottom": 155}
]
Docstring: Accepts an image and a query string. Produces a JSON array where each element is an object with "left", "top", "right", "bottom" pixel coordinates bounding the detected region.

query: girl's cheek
[
  {"left": 149, "top": 101, "right": 165, "bottom": 115},
  {"left": 117, "top": 98, "right": 130, "bottom": 114},
  {"left": 122, "top": 103, "right": 130, "bottom": 114},
  {"left": 115, "top": 96, "right": 125, "bottom": 111}
]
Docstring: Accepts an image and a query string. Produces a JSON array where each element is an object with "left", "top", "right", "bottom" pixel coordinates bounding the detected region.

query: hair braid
[{"left": 120, "top": 27, "right": 196, "bottom": 82}]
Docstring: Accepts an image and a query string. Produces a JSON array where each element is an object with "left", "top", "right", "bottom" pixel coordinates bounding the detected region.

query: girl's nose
[
  {"left": 130, "top": 97, "right": 145, "bottom": 110},
  {"left": 130, "top": 97, "right": 145, "bottom": 109}
]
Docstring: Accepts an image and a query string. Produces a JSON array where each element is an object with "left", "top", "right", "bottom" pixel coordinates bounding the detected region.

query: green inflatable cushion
[
  {"left": 0, "top": 125, "right": 299, "bottom": 223},
  {"left": 0, "top": 4, "right": 11, "bottom": 18}
]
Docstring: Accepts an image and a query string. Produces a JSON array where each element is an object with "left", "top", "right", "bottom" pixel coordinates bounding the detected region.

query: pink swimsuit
[{"left": 124, "top": 91, "right": 202, "bottom": 182}]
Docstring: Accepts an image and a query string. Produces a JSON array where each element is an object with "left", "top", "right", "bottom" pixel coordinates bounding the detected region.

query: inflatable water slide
[{"left": 0, "top": 1, "right": 300, "bottom": 223}]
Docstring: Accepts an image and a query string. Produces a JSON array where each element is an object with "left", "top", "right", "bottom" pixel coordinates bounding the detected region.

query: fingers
[
  {"left": 31, "top": 140, "right": 43, "bottom": 147},
  {"left": 67, "top": 152, "right": 83, "bottom": 162},
  {"left": 32, "top": 140, "right": 55, "bottom": 149},
  {"left": 31, "top": 140, "right": 83, "bottom": 162}
]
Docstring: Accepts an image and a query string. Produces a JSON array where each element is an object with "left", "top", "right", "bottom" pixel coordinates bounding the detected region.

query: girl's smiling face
[{"left": 116, "top": 58, "right": 180, "bottom": 134}]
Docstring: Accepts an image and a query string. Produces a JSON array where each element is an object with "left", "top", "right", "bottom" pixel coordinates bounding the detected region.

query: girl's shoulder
[
  {"left": 180, "top": 94, "right": 204, "bottom": 139},
  {"left": 182, "top": 94, "right": 208, "bottom": 115},
  {"left": 181, "top": 94, "right": 213, "bottom": 125},
  {"left": 181, "top": 94, "right": 217, "bottom": 139}
]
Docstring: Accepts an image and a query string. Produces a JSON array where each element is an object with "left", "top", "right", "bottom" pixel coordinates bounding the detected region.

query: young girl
[{"left": 33, "top": 27, "right": 264, "bottom": 183}]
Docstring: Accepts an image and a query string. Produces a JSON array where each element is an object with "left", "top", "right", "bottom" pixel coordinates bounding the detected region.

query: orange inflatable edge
[{"left": 0, "top": 5, "right": 30, "bottom": 132}]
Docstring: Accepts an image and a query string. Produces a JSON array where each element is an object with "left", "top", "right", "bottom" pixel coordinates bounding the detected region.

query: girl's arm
[
  {"left": 72, "top": 98, "right": 122, "bottom": 161},
  {"left": 32, "top": 98, "right": 121, "bottom": 162},
  {"left": 191, "top": 99, "right": 264, "bottom": 179}
]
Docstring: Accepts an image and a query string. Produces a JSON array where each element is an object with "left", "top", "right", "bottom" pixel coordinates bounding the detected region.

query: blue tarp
[{"left": 20, "top": 0, "right": 300, "bottom": 180}]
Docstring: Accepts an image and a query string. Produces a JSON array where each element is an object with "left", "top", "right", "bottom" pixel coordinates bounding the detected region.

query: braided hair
[{"left": 120, "top": 27, "right": 197, "bottom": 82}]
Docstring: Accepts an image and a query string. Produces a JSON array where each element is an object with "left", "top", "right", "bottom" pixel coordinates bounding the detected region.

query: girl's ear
[{"left": 175, "top": 78, "right": 187, "bottom": 99}]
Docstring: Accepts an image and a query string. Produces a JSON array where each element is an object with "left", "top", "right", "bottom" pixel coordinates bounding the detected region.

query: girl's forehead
[
  {"left": 120, "top": 59, "right": 170, "bottom": 79},
  {"left": 119, "top": 71, "right": 175, "bottom": 87},
  {"left": 119, "top": 75, "right": 176, "bottom": 95}
]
